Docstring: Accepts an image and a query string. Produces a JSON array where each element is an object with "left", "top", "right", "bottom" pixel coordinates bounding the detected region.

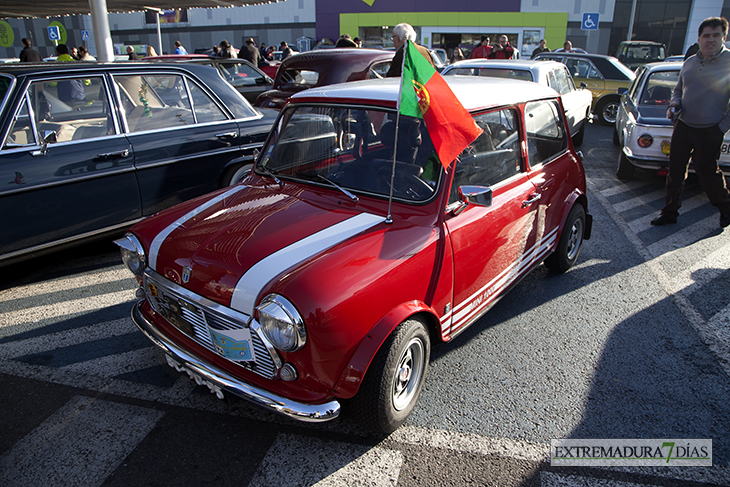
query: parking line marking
[
  {"left": 0, "top": 395, "right": 164, "bottom": 487},
  {"left": 247, "top": 433, "right": 403, "bottom": 487}
]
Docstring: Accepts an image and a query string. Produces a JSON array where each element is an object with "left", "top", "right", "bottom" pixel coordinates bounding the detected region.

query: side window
[
  {"left": 370, "top": 62, "right": 391, "bottom": 79},
  {"left": 628, "top": 67, "right": 648, "bottom": 100},
  {"left": 114, "top": 74, "right": 193, "bottom": 133},
  {"left": 565, "top": 59, "right": 601, "bottom": 80},
  {"left": 449, "top": 108, "right": 522, "bottom": 204},
  {"left": 217, "top": 61, "right": 264, "bottom": 87},
  {"left": 188, "top": 81, "right": 227, "bottom": 124},
  {"left": 549, "top": 68, "right": 572, "bottom": 95},
  {"left": 8, "top": 76, "right": 113, "bottom": 145},
  {"left": 525, "top": 99, "right": 568, "bottom": 167}
]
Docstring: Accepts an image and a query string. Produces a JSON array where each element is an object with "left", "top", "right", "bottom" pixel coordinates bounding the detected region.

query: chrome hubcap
[{"left": 392, "top": 338, "right": 425, "bottom": 411}]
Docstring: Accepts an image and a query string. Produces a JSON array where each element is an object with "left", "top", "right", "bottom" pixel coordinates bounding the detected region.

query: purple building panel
[{"left": 316, "top": 0, "right": 519, "bottom": 43}]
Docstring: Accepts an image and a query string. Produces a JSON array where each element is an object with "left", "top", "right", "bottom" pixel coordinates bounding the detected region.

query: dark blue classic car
[{"left": 0, "top": 62, "right": 277, "bottom": 264}]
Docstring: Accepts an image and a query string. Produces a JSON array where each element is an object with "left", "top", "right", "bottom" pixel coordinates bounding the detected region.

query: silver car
[
  {"left": 442, "top": 59, "right": 593, "bottom": 145},
  {"left": 614, "top": 61, "right": 730, "bottom": 179}
]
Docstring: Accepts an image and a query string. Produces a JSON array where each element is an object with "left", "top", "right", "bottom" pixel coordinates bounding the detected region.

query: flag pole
[{"left": 386, "top": 40, "right": 409, "bottom": 224}]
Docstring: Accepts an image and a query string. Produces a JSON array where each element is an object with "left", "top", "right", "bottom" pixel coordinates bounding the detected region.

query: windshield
[
  {"left": 639, "top": 70, "right": 679, "bottom": 106},
  {"left": 259, "top": 105, "right": 442, "bottom": 202},
  {"left": 445, "top": 67, "right": 533, "bottom": 82}
]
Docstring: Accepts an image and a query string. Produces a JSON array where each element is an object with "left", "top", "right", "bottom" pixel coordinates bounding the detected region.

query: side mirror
[
  {"left": 618, "top": 87, "right": 628, "bottom": 94},
  {"left": 31, "top": 130, "right": 57, "bottom": 156},
  {"left": 459, "top": 185, "right": 493, "bottom": 207},
  {"left": 580, "top": 82, "right": 587, "bottom": 89}
]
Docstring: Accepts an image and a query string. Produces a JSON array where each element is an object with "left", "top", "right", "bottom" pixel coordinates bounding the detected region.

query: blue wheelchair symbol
[
  {"left": 582, "top": 13, "right": 599, "bottom": 31},
  {"left": 47, "top": 26, "right": 60, "bottom": 41}
]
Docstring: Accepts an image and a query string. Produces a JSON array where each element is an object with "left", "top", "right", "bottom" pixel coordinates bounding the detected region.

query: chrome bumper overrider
[{"left": 131, "top": 300, "right": 340, "bottom": 422}]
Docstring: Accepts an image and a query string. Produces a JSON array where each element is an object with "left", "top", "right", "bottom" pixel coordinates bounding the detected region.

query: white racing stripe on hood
[
  {"left": 149, "top": 186, "right": 246, "bottom": 271},
  {"left": 230, "top": 212, "right": 384, "bottom": 315}
]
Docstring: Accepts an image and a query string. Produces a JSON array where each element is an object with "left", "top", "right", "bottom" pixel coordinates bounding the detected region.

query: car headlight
[
  {"left": 256, "top": 294, "right": 306, "bottom": 352},
  {"left": 114, "top": 234, "right": 146, "bottom": 277}
]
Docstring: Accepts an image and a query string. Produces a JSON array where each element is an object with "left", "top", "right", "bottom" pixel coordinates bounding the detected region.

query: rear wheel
[
  {"left": 544, "top": 204, "right": 585, "bottom": 273},
  {"left": 350, "top": 318, "right": 430, "bottom": 435},
  {"left": 596, "top": 97, "right": 620, "bottom": 125},
  {"left": 616, "top": 150, "right": 636, "bottom": 180}
]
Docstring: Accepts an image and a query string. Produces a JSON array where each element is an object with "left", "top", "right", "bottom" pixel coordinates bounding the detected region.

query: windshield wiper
[
  {"left": 317, "top": 175, "right": 359, "bottom": 203},
  {"left": 257, "top": 164, "right": 282, "bottom": 186}
]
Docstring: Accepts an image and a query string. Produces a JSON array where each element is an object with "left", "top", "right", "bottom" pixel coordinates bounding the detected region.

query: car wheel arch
[
  {"left": 551, "top": 192, "right": 590, "bottom": 253},
  {"left": 332, "top": 301, "right": 440, "bottom": 399}
]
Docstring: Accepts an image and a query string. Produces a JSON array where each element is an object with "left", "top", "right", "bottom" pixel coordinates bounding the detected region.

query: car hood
[
  {"left": 136, "top": 182, "right": 387, "bottom": 314},
  {"left": 636, "top": 105, "right": 673, "bottom": 126}
]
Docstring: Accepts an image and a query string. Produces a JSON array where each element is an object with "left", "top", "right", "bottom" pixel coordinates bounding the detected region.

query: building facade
[{"left": 0, "top": 1, "right": 728, "bottom": 61}]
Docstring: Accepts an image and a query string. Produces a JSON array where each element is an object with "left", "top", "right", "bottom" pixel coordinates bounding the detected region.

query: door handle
[
  {"left": 522, "top": 193, "right": 541, "bottom": 208},
  {"left": 97, "top": 149, "right": 129, "bottom": 158},
  {"left": 215, "top": 131, "right": 237, "bottom": 138}
]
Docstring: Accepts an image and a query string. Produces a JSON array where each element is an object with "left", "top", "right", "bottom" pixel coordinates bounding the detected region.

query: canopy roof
[{"left": 0, "top": 1, "right": 278, "bottom": 18}]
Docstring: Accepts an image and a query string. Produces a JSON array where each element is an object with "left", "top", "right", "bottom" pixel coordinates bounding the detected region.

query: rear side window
[
  {"left": 565, "top": 59, "right": 601, "bottom": 79},
  {"left": 525, "top": 99, "right": 568, "bottom": 167},
  {"left": 279, "top": 69, "right": 319, "bottom": 88},
  {"left": 114, "top": 73, "right": 227, "bottom": 132}
]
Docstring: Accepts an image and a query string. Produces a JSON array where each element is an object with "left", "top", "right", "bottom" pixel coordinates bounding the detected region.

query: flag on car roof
[{"left": 398, "top": 40, "right": 482, "bottom": 169}]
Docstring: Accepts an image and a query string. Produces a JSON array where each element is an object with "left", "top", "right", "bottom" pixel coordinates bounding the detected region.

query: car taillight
[{"left": 638, "top": 134, "right": 653, "bottom": 148}]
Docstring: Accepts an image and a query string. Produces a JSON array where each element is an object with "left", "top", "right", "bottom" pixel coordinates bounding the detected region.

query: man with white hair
[{"left": 386, "top": 23, "right": 435, "bottom": 77}]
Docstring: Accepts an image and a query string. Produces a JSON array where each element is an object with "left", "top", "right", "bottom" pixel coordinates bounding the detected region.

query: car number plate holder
[{"left": 207, "top": 326, "right": 257, "bottom": 362}]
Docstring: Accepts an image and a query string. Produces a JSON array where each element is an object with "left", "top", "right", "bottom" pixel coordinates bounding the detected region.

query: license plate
[
  {"left": 208, "top": 327, "right": 256, "bottom": 362},
  {"left": 661, "top": 140, "right": 671, "bottom": 154}
]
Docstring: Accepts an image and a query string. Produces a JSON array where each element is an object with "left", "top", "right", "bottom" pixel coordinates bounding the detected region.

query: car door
[
  {"left": 0, "top": 74, "right": 138, "bottom": 259},
  {"left": 113, "top": 71, "right": 242, "bottom": 215},
  {"left": 548, "top": 66, "right": 584, "bottom": 135},
  {"left": 524, "top": 98, "right": 577, "bottom": 248},
  {"left": 565, "top": 58, "right": 605, "bottom": 105},
  {"left": 443, "top": 107, "right": 540, "bottom": 336}
]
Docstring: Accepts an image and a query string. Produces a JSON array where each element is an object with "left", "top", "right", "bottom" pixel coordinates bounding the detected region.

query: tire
[
  {"left": 221, "top": 163, "right": 253, "bottom": 187},
  {"left": 616, "top": 150, "right": 636, "bottom": 180},
  {"left": 572, "top": 120, "right": 585, "bottom": 146},
  {"left": 596, "top": 97, "right": 620, "bottom": 126},
  {"left": 544, "top": 204, "right": 585, "bottom": 273},
  {"left": 350, "top": 318, "right": 430, "bottom": 435},
  {"left": 613, "top": 127, "right": 620, "bottom": 146}
]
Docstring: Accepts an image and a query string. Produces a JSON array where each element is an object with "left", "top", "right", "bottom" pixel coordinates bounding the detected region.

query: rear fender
[{"left": 332, "top": 300, "right": 438, "bottom": 399}]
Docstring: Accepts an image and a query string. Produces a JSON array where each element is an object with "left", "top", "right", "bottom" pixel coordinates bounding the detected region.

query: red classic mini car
[{"left": 117, "top": 76, "right": 591, "bottom": 434}]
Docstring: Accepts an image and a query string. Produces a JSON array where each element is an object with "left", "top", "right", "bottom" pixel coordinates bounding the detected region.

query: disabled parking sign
[
  {"left": 582, "top": 13, "right": 599, "bottom": 30},
  {"left": 47, "top": 25, "right": 60, "bottom": 42}
]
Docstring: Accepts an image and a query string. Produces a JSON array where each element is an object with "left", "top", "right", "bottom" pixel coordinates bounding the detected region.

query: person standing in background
[
  {"left": 489, "top": 35, "right": 514, "bottom": 59},
  {"left": 385, "top": 23, "right": 435, "bottom": 77},
  {"left": 238, "top": 38, "right": 260, "bottom": 64},
  {"left": 126, "top": 46, "right": 139, "bottom": 60},
  {"left": 146, "top": 45, "right": 158, "bottom": 57},
  {"left": 219, "top": 39, "right": 236, "bottom": 58},
  {"left": 471, "top": 36, "right": 492, "bottom": 59},
  {"left": 19, "top": 38, "right": 42, "bottom": 62},
  {"left": 531, "top": 39, "right": 550, "bottom": 59},
  {"left": 78, "top": 45, "right": 95, "bottom": 61},
  {"left": 174, "top": 41, "right": 187, "bottom": 55},
  {"left": 650, "top": 17, "right": 730, "bottom": 229}
]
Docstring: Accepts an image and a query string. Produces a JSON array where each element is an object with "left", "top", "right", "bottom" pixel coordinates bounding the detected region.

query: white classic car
[
  {"left": 614, "top": 61, "right": 730, "bottom": 179},
  {"left": 442, "top": 59, "right": 593, "bottom": 145}
]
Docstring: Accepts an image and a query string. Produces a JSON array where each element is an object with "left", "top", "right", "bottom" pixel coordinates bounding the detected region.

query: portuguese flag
[{"left": 399, "top": 40, "right": 482, "bottom": 169}]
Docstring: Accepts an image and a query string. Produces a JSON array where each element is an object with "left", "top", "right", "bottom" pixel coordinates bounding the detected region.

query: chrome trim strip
[
  {"left": 0, "top": 164, "right": 137, "bottom": 196},
  {"left": 148, "top": 185, "right": 246, "bottom": 270},
  {"left": 132, "top": 145, "right": 243, "bottom": 170},
  {"left": 131, "top": 301, "right": 340, "bottom": 422},
  {"left": 0, "top": 218, "right": 143, "bottom": 262}
]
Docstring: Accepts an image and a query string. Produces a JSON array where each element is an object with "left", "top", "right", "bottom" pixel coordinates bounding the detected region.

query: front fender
[{"left": 332, "top": 300, "right": 438, "bottom": 399}]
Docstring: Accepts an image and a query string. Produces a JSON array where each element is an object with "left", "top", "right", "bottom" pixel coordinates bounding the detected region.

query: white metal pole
[
  {"left": 627, "top": 0, "right": 638, "bottom": 41},
  {"left": 156, "top": 11, "right": 162, "bottom": 55},
  {"left": 88, "top": 0, "right": 114, "bottom": 62}
]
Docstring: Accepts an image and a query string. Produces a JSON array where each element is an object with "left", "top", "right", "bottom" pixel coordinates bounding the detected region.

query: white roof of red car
[{"left": 290, "top": 76, "right": 559, "bottom": 112}]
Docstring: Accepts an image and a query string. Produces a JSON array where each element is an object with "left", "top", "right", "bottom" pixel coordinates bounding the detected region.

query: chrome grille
[{"left": 144, "top": 271, "right": 280, "bottom": 380}]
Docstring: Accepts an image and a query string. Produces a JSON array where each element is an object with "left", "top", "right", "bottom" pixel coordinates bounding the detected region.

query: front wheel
[
  {"left": 350, "top": 318, "right": 430, "bottom": 435},
  {"left": 596, "top": 97, "right": 620, "bottom": 126},
  {"left": 544, "top": 204, "right": 585, "bottom": 273}
]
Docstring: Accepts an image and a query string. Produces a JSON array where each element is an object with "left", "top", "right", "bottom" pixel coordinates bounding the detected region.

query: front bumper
[{"left": 131, "top": 300, "right": 340, "bottom": 423}]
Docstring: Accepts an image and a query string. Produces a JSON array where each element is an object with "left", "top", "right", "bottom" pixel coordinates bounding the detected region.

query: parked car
[
  {"left": 254, "top": 48, "right": 394, "bottom": 109},
  {"left": 0, "top": 62, "right": 277, "bottom": 265},
  {"left": 117, "top": 76, "right": 592, "bottom": 434},
  {"left": 664, "top": 55, "right": 685, "bottom": 62},
  {"left": 428, "top": 48, "right": 449, "bottom": 71},
  {"left": 615, "top": 40, "right": 667, "bottom": 70},
  {"left": 614, "top": 61, "right": 730, "bottom": 179},
  {"left": 142, "top": 55, "right": 274, "bottom": 104},
  {"left": 442, "top": 59, "right": 593, "bottom": 145},
  {"left": 535, "top": 51, "right": 636, "bottom": 125}
]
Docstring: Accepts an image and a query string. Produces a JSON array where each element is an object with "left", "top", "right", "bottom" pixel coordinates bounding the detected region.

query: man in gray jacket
[{"left": 651, "top": 17, "right": 730, "bottom": 228}]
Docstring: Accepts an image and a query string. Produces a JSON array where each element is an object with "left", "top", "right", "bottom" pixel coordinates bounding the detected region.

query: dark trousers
[{"left": 662, "top": 120, "right": 730, "bottom": 218}]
